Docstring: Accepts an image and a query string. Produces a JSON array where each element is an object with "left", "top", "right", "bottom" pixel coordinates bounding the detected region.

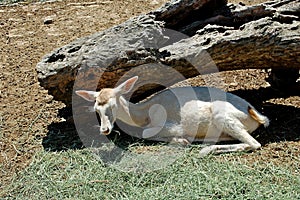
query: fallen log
[{"left": 37, "top": 0, "right": 300, "bottom": 106}]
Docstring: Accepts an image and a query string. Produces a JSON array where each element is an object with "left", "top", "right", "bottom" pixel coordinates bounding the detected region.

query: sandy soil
[{"left": 0, "top": 0, "right": 299, "bottom": 188}]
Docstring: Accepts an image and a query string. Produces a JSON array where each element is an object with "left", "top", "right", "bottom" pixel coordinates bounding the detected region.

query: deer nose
[{"left": 101, "top": 127, "right": 110, "bottom": 135}]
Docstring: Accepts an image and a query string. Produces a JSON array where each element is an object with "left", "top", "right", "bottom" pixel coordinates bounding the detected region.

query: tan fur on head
[{"left": 96, "top": 89, "right": 115, "bottom": 105}]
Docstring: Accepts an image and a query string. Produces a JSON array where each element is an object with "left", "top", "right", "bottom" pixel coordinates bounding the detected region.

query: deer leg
[
  {"left": 142, "top": 127, "right": 162, "bottom": 139},
  {"left": 200, "top": 120, "right": 261, "bottom": 156},
  {"left": 199, "top": 143, "right": 251, "bottom": 157},
  {"left": 142, "top": 104, "right": 168, "bottom": 139},
  {"left": 170, "top": 137, "right": 191, "bottom": 145}
]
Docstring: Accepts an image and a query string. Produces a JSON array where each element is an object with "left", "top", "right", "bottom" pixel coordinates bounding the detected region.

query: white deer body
[{"left": 76, "top": 76, "right": 269, "bottom": 155}]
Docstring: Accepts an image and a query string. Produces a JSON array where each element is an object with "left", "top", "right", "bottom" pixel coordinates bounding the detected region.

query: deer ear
[
  {"left": 75, "top": 90, "right": 99, "bottom": 102},
  {"left": 114, "top": 76, "right": 138, "bottom": 95}
]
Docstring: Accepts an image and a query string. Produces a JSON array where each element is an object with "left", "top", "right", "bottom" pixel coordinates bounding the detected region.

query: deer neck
[{"left": 116, "top": 96, "right": 150, "bottom": 127}]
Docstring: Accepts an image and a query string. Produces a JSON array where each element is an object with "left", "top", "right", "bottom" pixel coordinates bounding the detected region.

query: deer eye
[{"left": 97, "top": 101, "right": 106, "bottom": 106}]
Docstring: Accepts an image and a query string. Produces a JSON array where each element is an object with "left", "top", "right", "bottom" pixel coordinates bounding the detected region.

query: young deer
[{"left": 76, "top": 76, "right": 269, "bottom": 156}]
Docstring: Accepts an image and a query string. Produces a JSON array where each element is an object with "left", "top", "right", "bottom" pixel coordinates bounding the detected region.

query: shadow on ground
[
  {"left": 42, "top": 86, "right": 300, "bottom": 152},
  {"left": 42, "top": 107, "right": 83, "bottom": 151}
]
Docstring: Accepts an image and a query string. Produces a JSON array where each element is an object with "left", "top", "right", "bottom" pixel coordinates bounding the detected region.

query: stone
[{"left": 43, "top": 16, "right": 54, "bottom": 24}]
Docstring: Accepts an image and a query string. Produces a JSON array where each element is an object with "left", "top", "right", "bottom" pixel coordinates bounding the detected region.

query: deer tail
[{"left": 248, "top": 106, "right": 270, "bottom": 127}]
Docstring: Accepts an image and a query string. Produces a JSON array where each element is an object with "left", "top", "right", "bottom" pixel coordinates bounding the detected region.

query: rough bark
[{"left": 37, "top": 0, "right": 300, "bottom": 106}]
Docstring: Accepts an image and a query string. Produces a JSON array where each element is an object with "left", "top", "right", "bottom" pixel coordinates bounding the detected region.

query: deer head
[{"left": 75, "top": 76, "right": 138, "bottom": 135}]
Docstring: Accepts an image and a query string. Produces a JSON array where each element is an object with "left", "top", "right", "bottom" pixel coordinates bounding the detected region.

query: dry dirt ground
[{"left": 0, "top": 0, "right": 299, "bottom": 188}]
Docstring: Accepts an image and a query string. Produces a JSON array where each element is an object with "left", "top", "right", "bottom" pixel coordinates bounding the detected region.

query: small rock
[
  {"left": 43, "top": 17, "right": 54, "bottom": 25},
  {"left": 150, "top": 0, "right": 159, "bottom": 5}
]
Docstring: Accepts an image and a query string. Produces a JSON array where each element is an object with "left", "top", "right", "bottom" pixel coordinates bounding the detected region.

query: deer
[{"left": 75, "top": 76, "right": 269, "bottom": 156}]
